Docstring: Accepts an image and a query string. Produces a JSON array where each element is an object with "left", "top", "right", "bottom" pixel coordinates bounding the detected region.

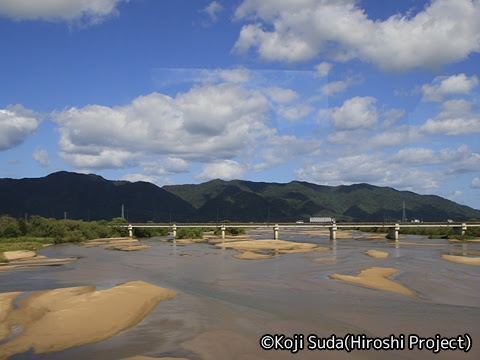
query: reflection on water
[{"left": 1, "top": 229, "right": 479, "bottom": 360}]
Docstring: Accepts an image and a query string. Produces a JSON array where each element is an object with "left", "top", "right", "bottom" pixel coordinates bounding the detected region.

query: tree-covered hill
[
  {"left": 0, "top": 171, "right": 195, "bottom": 222},
  {"left": 1, "top": 172, "right": 479, "bottom": 222},
  {"left": 164, "top": 179, "right": 480, "bottom": 222}
]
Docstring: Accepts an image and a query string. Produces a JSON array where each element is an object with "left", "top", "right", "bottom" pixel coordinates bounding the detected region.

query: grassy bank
[{"left": 0, "top": 237, "right": 54, "bottom": 253}]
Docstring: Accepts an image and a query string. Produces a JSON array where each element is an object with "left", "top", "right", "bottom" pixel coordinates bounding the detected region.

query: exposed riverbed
[{"left": 1, "top": 229, "right": 479, "bottom": 359}]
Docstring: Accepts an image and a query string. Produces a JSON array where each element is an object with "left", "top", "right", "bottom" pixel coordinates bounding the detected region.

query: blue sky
[{"left": 0, "top": 0, "right": 479, "bottom": 209}]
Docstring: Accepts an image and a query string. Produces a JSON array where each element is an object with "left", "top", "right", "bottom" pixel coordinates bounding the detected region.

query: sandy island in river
[
  {"left": 83, "top": 237, "right": 150, "bottom": 251},
  {"left": 215, "top": 239, "right": 330, "bottom": 260},
  {"left": 0, "top": 250, "right": 77, "bottom": 272},
  {"left": 441, "top": 254, "right": 480, "bottom": 266},
  {"left": 329, "top": 267, "right": 418, "bottom": 297},
  {"left": 123, "top": 357, "right": 189, "bottom": 360},
  {"left": 301, "top": 229, "right": 387, "bottom": 240},
  {"left": 365, "top": 249, "right": 389, "bottom": 258},
  {"left": 0, "top": 281, "right": 177, "bottom": 359}
]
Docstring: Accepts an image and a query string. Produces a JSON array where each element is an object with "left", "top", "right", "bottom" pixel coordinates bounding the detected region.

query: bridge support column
[
  {"left": 172, "top": 224, "right": 177, "bottom": 240},
  {"left": 274, "top": 224, "right": 279, "bottom": 240},
  {"left": 329, "top": 224, "right": 337, "bottom": 240},
  {"left": 128, "top": 224, "right": 133, "bottom": 238},
  {"left": 388, "top": 223, "right": 400, "bottom": 241},
  {"left": 221, "top": 224, "right": 226, "bottom": 240},
  {"left": 454, "top": 223, "right": 467, "bottom": 236}
]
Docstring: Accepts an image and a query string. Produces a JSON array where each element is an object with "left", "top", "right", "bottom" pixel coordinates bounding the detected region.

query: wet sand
[
  {"left": 0, "top": 281, "right": 177, "bottom": 359},
  {"left": 83, "top": 237, "right": 151, "bottom": 251},
  {"left": 124, "top": 357, "right": 189, "bottom": 360},
  {"left": 365, "top": 249, "right": 389, "bottom": 258},
  {"left": 329, "top": 267, "right": 418, "bottom": 297},
  {"left": 0, "top": 250, "right": 77, "bottom": 271},
  {"left": 215, "top": 239, "right": 329, "bottom": 259},
  {"left": 441, "top": 254, "right": 480, "bottom": 265}
]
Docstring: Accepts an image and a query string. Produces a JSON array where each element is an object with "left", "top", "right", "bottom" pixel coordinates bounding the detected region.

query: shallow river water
[{"left": 1, "top": 229, "right": 479, "bottom": 360}]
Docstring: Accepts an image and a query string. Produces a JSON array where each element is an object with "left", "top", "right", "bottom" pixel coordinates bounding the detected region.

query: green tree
[
  {"left": 0, "top": 215, "right": 19, "bottom": 237},
  {"left": 17, "top": 218, "right": 28, "bottom": 236}
]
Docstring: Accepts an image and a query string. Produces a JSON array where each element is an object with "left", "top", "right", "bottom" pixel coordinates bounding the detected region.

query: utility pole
[
  {"left": 402, "top": 201, "right": 407, "bottom": 222},
  {"left": 64, "top": 211, "right": 67, "bottom": 220},
  {"left": 121, "top": 204, "right": 125, "bottom": 219}
]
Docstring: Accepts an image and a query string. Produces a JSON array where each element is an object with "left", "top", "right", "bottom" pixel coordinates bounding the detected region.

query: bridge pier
[
  {"left": 128, "top": 224, "right": 133, "bottom": 238},
  {"left": 172, "top": 224, "right": 177, "bottom": 239},
  {"left": 221, "top": 224, "right": 226, "bottom": 240},
  {"left": 454, "top": 223, "right": 467, "bottom": 236},
  {"left": 329, "top": 224, "right": 337, "bottom": 240},
  {"left": 388, "top": 223, "right": 400, "bottom": 241},
  {"left": 274, "top": 224, "right": 279, "bottom": 240}
]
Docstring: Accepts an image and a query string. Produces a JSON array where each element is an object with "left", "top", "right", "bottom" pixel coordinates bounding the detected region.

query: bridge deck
[{"left": 124, "top": 222, "right": 480, "bottom": 228}]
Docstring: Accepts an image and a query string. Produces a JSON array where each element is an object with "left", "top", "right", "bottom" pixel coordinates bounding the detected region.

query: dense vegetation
[
  {"left": 213, "top": 227, "right": 246, "bottom": 236},
  {"left": 1, "top": 172, "right": 479, "bottom": 223},
  {"left": 175, "top": 228, "right": 206, "bottom": 239},
  {"left": 0, "top": 215, "right": 129, "bottom": 253}
]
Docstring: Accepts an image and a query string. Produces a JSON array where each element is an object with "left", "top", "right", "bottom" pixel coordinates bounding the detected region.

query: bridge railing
[{"left": 122, "top": 221, "right": 478, "bottom": 240}]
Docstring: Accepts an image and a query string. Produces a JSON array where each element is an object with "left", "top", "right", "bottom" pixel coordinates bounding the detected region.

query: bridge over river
[{"left": 124, "top": 222, "right": 480, "bottom": 241}]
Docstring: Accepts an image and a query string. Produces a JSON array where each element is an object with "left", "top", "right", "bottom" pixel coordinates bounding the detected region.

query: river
[{"left": 1, "top": 229, "right": 479, "bottom": 359}]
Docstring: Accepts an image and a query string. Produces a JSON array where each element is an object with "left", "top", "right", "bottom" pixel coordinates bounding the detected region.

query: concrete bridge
[{"left": 124, "top": 222, "right": 479, "bottom": 241}]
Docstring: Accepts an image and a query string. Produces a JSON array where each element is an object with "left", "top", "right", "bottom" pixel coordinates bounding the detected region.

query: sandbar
[
  {"left": 365, "top": 250, "right": 389, "bottom": 258},
  {"left": 441, "top": 254, "right": 480, "bottom": 266},
  {"left": 313, "top": 257, "right": 336, "bottom": 263},
  {"left": 0, "top": 281, "right": 177, "bottom": 359},
  {"left": 123, "top": 357, "right": 189, "bottom": 360},
  {"left": 216, "top": 239, "right": 329, "bottom": 259},
  {"left": 329, "top": 267, "right": 418, "bottom": 297},
  {"left": 83, "top": 237, "right": 150, "bottom": 251},
  {"left": 0, "top": 251, "right": 77, "bottom": 272},
  {"left": 1, "top": 250, "right": 36, "bottom": 261},
  {"left": 173, "top": 238, "right": 206, "bottom": 245},
  {"left": 301, "top": 229, "right": 354, "bottom": 239},
  {"left": 394, "top": 241, "right": 450, "bottom": 246},
  {"left": 233, "top": 251, "right": 274, "bottom": 260}
]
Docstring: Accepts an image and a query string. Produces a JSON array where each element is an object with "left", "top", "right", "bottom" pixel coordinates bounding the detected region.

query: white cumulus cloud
[
  {"left": 234, "top": 0, "right": 480, "bottom": 71},
  {"left": 315, "top": 62, "right": 332, "bottom": 78},
  {"left": 201, "top": 1, "right": 224, "bottom": 23},
  {"left": 0, "top": 0, "right": 129, "bottom": 25},
  {"left": 319, "top": 96, "right": 378, "bottom": 130},
  {"left": 421, "top": 99, "right": 480, "bottom": 135},
  {"left": 0, "top": 105, "right": 39, "bottom": 151},
  {"left": 33, "top": 147, "right": 50, "bottom": 167},
  {"left": 294, "top": 153, "right": 440, "bottom": 192},
  {"left": 421, "top": 73, "right": 479, "bottom": 101},
  {"left": 52, "top": 83, "right": 271, "bottom": 170},
  {"left": 195, "top": 160, "right": 245, "bottom": 181},
  {"left": 472, "top": 177, "right": 480, "bottom": 189}
]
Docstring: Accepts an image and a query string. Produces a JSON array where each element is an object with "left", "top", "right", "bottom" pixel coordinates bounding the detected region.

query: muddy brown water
[{"left": 1, "top": 229, "right": 479, "bottom": 360}]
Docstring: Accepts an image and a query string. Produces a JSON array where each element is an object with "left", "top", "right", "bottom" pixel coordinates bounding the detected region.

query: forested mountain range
[{"left": 1, "top": 171, "right": 479, "bottom": 223}]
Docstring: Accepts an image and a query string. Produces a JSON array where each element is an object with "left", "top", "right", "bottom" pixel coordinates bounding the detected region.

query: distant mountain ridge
[
  {"left": 164, "top": 179, "right": 480, "bottom": 222},
  {"left": 1, "top": 171, "right": 479, "bottom": 222},
  {"left": 0, "top": 171, "right": 195, "bottom": 222}
]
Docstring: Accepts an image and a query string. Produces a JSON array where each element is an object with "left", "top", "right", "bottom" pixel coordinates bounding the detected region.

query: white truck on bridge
[{"left": 310, "top": 217, "right": 335, "bottom": 223}]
